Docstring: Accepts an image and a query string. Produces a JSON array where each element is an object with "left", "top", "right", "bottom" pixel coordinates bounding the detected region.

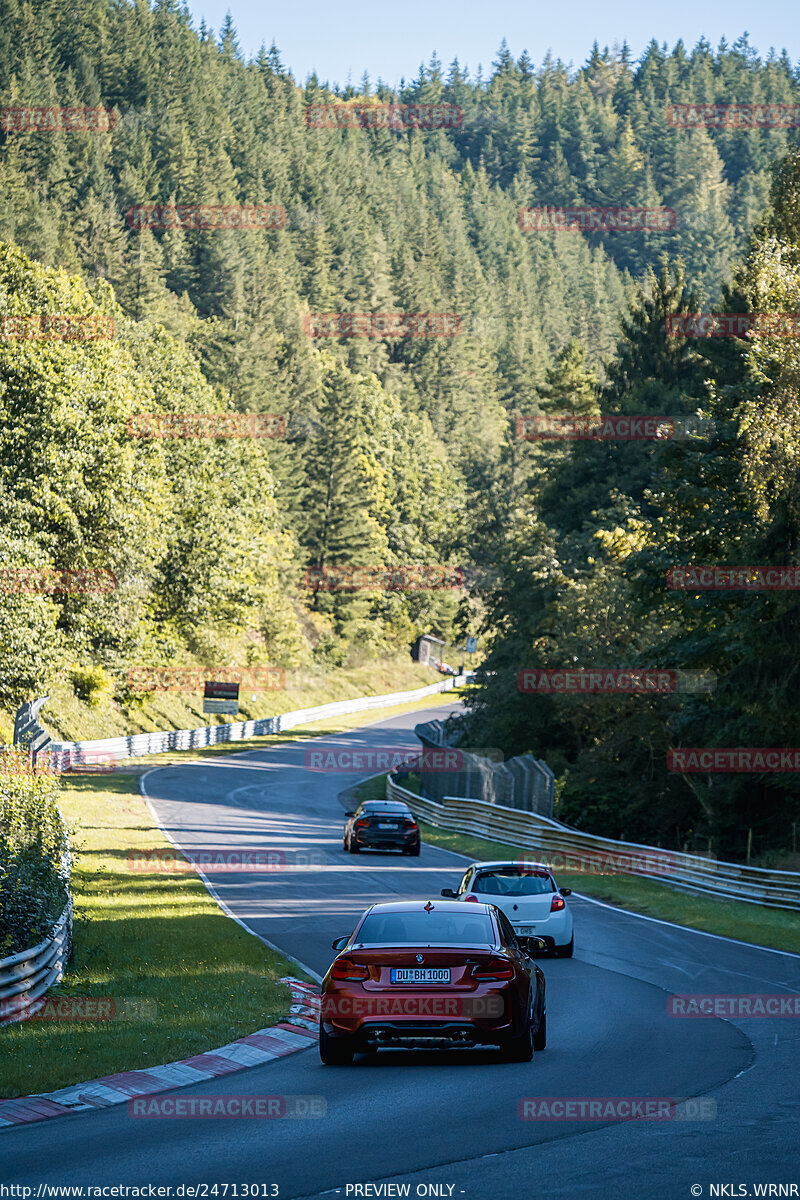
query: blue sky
[{"left": 185, "top": 0, "right": 799, "bottom": 87}]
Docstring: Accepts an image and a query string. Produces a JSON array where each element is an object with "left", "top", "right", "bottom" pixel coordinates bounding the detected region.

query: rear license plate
[
  {"left": 378, "top": 822, "right": 398, "bottom": 830},
  {"left": 390, "top": 968, "right": 450, "bottom": 983},
  {"left": 517, "top": 927, "right": 536, "bottom": 935}
]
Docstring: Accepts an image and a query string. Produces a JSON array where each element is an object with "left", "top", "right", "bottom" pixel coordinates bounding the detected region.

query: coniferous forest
[{"left": 2, "top": 0, "right": 800, "bottom": 858}]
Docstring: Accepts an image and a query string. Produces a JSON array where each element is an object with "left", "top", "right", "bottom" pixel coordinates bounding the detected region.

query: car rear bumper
[
  {"left": 355, "top": 830, "right": 419, "bottom": 849},
  {"left": 356, "top": 1021, "right": 511, "bottom": 1049},
  {"left": 321, "top": 987, "right": 519, "bottom": 1040},
  {"left": 511, "top": 910, "right": 572, "bottom": 948}
]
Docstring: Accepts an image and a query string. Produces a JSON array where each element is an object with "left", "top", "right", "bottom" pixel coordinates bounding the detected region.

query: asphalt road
[{"left": 2, "top": 701, "right": 799, "bottom": 1200}]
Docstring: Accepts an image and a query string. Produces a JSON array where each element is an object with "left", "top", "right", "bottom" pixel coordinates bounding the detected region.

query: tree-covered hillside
[
  {"left": 463, "top": 152, "right": 800, "bottom": 861},
  {"left": 2, "top": 0, "right": 800, "bottom": 857}
]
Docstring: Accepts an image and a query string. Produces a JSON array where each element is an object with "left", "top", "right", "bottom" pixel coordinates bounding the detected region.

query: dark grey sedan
[{"left": 343, "top": 799, "right": 420, "bottom": 855}]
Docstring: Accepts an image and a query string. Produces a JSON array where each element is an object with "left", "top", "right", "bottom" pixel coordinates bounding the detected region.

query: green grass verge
[
  {"left": 354, "top": 775, "right": 392, "bottom": 803},
  {"left": 0, "top": 772, "right": 309, "bottom": 1100},
  {"left": 356, "top": 778, "right": 800, "bottom": 956}
]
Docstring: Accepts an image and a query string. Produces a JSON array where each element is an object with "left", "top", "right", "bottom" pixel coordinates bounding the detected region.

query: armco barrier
[
  {"left": 386, "top": 779, "right": 800, "bottom": 912},
  {"left": 44, "top": 674, "right": 471, "bottom": 770},
  {"left": 0, "top": 900, "right": 72, "bottom": 1024},
  {"left": 0, "top": 749, "right": 72, "bottom": 1026}
]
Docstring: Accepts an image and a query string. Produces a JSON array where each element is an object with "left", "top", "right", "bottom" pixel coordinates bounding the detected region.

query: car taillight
[
  {"left": 472, "top": 958, "right": 515, "bottom": 981},
  {"left": 404, "top": 818, "right": 417, "bottom": 829},
  {"left": 355, "top": 818, "right": 370, "bottom": 828},
  {"left": 463, "top": 894, "right": 479, "bottom": 902},
  {"left": 551, "top": 894, "right": 566, "bottom": 912},
  {"left": 330, "top": 958, "right": 370, "bottom": 981}
]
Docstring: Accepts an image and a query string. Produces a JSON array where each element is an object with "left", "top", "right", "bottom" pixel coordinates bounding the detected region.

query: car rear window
[
  {"left": 360, "top": 808, "right": 410, "bottom": 817},
  {"left": 360, "top": 808, "right": 409, "bottom": 815},
  {"left": 356, "top": 910, "right": 494, "bottom": 945},
  {"left": 472, "top": 870, "right": 555, "bottom": 896}
]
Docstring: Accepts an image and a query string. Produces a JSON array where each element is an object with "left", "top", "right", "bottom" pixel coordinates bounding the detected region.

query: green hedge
[{"left": 0, "top": 750, "right": 68, "bottom": 957}]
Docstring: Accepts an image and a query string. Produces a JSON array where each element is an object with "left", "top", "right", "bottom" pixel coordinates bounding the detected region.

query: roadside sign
[
  {"left": 203, "top": 681, "right": 239, "bottom": 715},
  {"left": 466, "top": 636, "right": 477, "bottom": 654}
]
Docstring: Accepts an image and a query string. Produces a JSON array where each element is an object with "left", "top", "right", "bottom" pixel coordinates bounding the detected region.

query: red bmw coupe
[{"left": 319, "top": 899, "right": 547, "bottom": 1064}]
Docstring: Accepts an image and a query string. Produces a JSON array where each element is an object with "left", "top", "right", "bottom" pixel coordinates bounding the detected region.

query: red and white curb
[{"left": 0, "top": 978, "right": 319, "bottom": 1130}]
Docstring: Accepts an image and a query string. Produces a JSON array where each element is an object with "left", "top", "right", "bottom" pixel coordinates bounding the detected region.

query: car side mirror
[
  {"left": 331, "top": 936, "right": 350, "bottom": 951},
  {"left": 344, "top": 811, "right": 355, "bottom": 818},
  {"left": 529, "top": 937, "right": 548, "bottom": 954},
  {"left": 561, "top": 888, "right": 572, "bottom": 896},
  {"left": 440, "top": 888, "right": 456, "bottom": 898}
]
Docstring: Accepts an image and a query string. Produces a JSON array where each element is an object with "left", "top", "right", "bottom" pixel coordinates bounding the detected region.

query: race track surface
[{"left": 3, "top": 701, "right": 798, "bottom": 1200}]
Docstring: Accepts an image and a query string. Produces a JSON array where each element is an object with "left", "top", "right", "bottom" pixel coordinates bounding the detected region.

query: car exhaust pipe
[{"left": 366, "top": 1029, "right": 477, "bottom": 1050}]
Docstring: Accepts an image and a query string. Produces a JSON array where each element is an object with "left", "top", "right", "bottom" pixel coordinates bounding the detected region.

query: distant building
[{"left": 410, "top": 634, "right": 447, "bottom": 666}]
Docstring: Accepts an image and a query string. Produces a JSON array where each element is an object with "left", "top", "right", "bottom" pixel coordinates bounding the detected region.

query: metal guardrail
[
  {"left": 0, "top": 900, "right": 72, "bottom": 1024},
  {"left": 1, "top": 723, "right": 73, "bottom": 1025},
  {"left": 44, "top": 674, "right": 472, "bottom": 769},
  {"left": 387, "top": 778, "right": 800, "bottom": 912}
]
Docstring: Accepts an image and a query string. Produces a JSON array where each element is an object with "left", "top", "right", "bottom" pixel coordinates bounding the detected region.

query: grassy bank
[
  {"left": 0, "top": 772, "right": 307, "bottom": 1099},
  {"left": 106, "top": 682, "right": 467, "bottom": 771},
  {"left": 356, "top": 777, "right": 800, "bottom": 956},
  {"left": 0, "top": 655, "right": 441, "bottom": 747}
]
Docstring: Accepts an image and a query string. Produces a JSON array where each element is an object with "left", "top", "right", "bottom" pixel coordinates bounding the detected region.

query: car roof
[
  {"left": 363, "top": 899, "right": 495, "bottom": 915},
  {"left": 469, "top": 860, "right": 553, "bottom": 873}
]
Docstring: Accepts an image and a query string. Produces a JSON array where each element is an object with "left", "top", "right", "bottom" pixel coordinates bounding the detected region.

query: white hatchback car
[{"left": 442, "top": 860, "right": 574, "bottom": 957}]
